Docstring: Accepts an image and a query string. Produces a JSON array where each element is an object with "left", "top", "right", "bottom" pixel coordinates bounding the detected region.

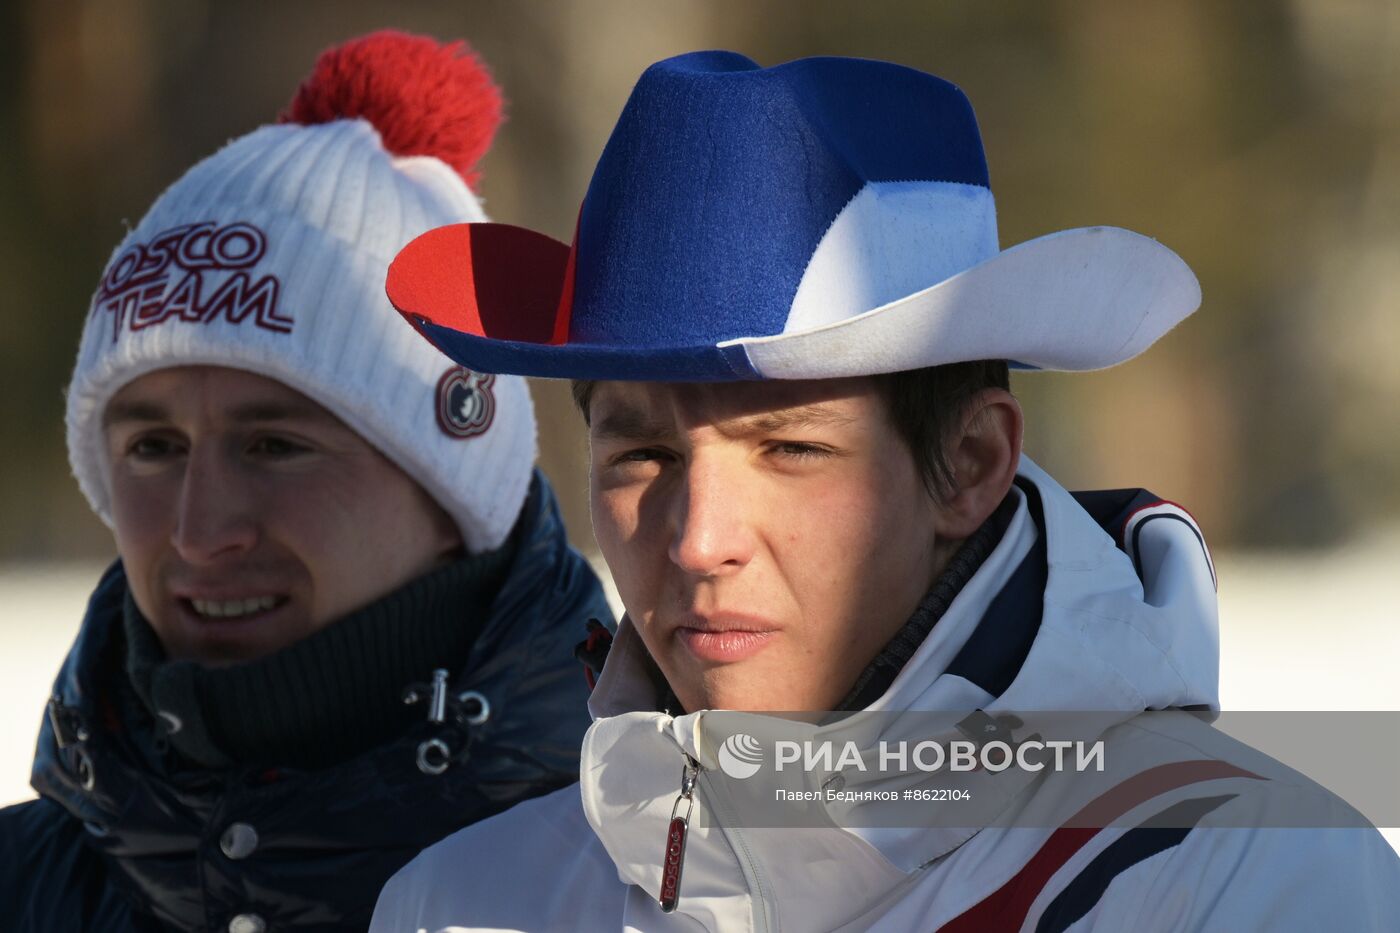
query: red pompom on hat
[{"left": 281, "top": 29, "right": 504, "bottom": 187}]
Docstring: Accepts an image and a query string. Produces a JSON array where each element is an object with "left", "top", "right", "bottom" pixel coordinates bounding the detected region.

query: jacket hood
[
  {"left": 24, "top": 469, "right": 609, "bottom": 931},
  {"left": 577, "top": 455, "right": 1220, "bottom": 928}
]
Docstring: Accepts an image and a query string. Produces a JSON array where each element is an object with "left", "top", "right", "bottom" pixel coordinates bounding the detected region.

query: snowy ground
[{"left": 3, "top": 535, "right": 1397, "bottom": 859}]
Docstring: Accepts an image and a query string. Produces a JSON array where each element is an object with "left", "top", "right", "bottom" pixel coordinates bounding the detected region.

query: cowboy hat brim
[{"left": 387, "top": 222, "right": 1199, "bottom": 381}]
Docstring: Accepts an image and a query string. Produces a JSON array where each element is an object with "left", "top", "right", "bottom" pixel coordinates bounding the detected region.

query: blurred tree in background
[{"left": 2, "top": 0, "right": 1397, "bottom": 561}]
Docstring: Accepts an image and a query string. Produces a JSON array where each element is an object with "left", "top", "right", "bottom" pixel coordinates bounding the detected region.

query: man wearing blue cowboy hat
[{"left": 372, "top": 51, "right": 1400, "bottom": 931}]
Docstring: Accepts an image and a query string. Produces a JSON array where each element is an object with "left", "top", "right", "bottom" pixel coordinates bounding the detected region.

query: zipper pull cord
[{"left": 659, "top": 754, "right": 700, "bottom": 913}]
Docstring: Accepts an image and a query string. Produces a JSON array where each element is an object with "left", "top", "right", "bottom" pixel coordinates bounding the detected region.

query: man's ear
[{"left": 933, "top": 388, "right": 1024, "bottom": 540}]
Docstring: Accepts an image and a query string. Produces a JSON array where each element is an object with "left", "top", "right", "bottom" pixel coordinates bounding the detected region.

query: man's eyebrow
[
  {"left": 225, "top": 401, "right": 335, "bottom": 424},
  {"left": 723, "top": 404, "right": 857, "bottom": 436},
  {"left": 101, "top": 399, "right": 335, "bottom": 428},
  {"left": 102, "top": 401, "right": 166, "bottom": 428},
  {"left": 591, "top": 406, "right": 674, "bottom": 442},
  {"left": 591, "top": 401, "right": 856, "bottom": 442}
]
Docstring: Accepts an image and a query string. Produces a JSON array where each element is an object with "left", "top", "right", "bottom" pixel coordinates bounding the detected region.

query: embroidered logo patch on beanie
[
  {"left": 95, "top": 221, "right": 290, "bottom": 341},
  {"left": 436, "top": 367, "right": 496, "bottom": 440}
]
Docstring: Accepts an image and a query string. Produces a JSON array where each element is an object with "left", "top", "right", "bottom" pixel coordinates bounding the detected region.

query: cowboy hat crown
[{"left": 387, "top": 50, "right": 1199, "bottom": 381}]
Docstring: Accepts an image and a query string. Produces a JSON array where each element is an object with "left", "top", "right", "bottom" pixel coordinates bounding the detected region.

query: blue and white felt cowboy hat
[{"left": 387, "top": 51, "right": 1200, "bottom": 381}]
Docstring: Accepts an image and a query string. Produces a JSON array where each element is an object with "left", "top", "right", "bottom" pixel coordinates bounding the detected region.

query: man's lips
[
  {"left": 673, "top": 613, "right": 779, "bottom": 663},
  {"left": 189, "top": 595, "right": 279, "bottom": 618},
  {"left": 170, "top": 585, "right": 293, "bottom": 624}
]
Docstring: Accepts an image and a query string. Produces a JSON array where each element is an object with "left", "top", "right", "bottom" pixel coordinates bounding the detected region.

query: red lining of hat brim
[{"left": 387, "top": 222, "right": 571, "bottom": 345}]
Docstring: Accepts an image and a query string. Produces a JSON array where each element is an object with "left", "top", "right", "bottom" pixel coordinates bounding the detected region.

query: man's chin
[
  {"left": 673, "top": 673, "right": 794, "bottom": 714},
  {"left": 671, "top": 671, "right": 842, "bottom": 716},
  {"left": 163, "top": 636, "right": 292, "bottom": 667}
]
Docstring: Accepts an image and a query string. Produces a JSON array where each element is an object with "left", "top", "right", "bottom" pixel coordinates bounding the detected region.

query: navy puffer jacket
[{"left": 0, "top": 473, "right": 611, "bottom": 932}]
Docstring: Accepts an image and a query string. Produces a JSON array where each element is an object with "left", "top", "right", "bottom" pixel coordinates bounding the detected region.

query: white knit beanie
[{"left": 65, "top": 31, "right": 536, "bottom": 553}]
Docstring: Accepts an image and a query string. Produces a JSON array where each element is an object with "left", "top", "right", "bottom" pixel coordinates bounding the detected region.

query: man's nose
[
  {"left": 170, "top": 447, "right": 257, "bottom": 564},
  {"left": 667, "top": 459, "right": 755, "bottom": 577}
]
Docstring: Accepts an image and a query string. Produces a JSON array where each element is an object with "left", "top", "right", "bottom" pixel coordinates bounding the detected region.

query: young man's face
[
  {"left": 103, "top": 366, "right": 461, "bottom": 666},
  {"left": 588, "top": 378, "right": 942, "bottom": 712}
]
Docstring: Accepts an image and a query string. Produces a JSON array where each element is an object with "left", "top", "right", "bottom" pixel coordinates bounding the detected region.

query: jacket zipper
[{"left": 659, "top": 754, "right": 699, "bottom": 913}]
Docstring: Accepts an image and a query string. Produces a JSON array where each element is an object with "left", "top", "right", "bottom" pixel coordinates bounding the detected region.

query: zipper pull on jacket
[{"left": 659, "top": 754, "right": 699, "bottom": 912}]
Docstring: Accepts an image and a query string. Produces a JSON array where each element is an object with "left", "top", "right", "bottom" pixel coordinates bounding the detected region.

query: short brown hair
[
  {"left": 571, "top": 360, "right": 1009, "bottom": 502},
  {"left": 871, "top": 360, "right": 1009, "bottom": 500}
]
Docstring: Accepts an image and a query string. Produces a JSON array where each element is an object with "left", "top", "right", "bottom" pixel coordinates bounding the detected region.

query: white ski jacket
[{"left": 373, "top": 458, "right": 1400, "bottom": 932}]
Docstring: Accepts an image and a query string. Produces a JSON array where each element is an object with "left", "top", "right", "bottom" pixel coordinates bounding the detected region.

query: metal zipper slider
[{"left": 659, "top": 754, "right": 699, "bottom": 913}]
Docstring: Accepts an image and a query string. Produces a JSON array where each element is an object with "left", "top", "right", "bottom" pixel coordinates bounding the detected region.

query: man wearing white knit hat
[{"left": 0, "top": 32, "right": 611, "bottom": 932}]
